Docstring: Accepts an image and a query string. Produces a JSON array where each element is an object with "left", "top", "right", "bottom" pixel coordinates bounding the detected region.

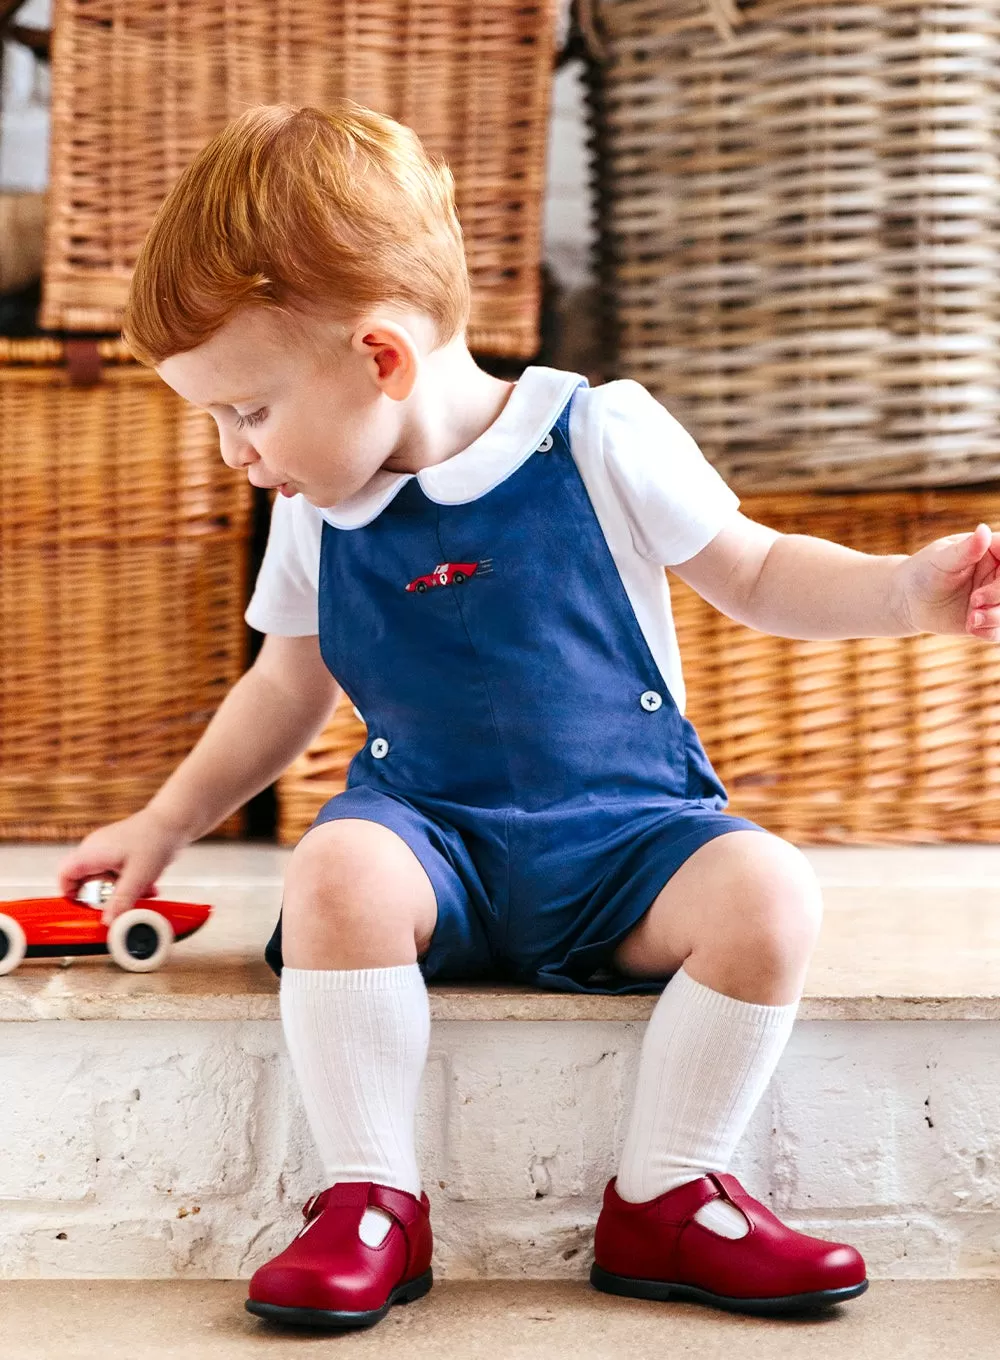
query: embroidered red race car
[
  {"left": 0, "top": 878, "right": 212, "bottom": 975},
  {"left": 406, "top": 561, "right": 486, "bottom": 593}
]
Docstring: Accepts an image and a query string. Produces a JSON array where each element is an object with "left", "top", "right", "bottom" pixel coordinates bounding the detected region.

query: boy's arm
[
  {"left": 146, "top": 631, "right": 342, "bottom": 840},
  {"left": 669, "top": 513, "right": 917, "bottom": 641}
]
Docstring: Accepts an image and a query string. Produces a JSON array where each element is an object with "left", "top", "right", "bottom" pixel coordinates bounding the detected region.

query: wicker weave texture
[
  {"left": 276, "top": 488, "right": 1000, "bottom": 845},
  {"left": 0, "top": 340, "right": 252, "bottom": 840},
  {"left": 41, "top": 0, "right": 559, "bottom": 357},
  {"left": 587, "top": 0, "right": 1000, "bottom": 489},
  {"left": 677, "top": 490, "right": 1000, "bottom": 841}
]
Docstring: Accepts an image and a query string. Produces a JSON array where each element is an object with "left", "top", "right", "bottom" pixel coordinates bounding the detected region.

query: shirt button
[
  {"left": 370, "top": 738, "right": 390, "bottom": 759},
  {"left": 640, "top": 690, "right": 663, "bottom": 712},
  {"left": 537, "top": 433, "right": 554, "bottom": 453}
]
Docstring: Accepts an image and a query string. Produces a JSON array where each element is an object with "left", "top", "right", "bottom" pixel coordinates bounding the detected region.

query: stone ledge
[
  {"left": 2, "top": 842, "right": 1000, "bottom": 1024},
  {"left": 7, "top": 976, "right": 1000, "bottom": 1025}
]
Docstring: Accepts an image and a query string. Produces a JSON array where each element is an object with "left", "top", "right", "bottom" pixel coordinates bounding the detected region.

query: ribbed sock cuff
[
  {"left": 280, "top": 963, "right": 424, "bottom": 991},
  {"left": 675, "top": 965, "right": 800, "bottom": 1027}
]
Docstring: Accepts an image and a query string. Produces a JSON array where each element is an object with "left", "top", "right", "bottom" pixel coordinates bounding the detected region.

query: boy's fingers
[
  {"left": 101, "top": 870, "right": 148, "bottom": 924},
  {"left": 971, "top": 584, "right": 1000, "bottom": 609},
  {"left": 57, "top": 853, "right": 119, "bottom": 898}
]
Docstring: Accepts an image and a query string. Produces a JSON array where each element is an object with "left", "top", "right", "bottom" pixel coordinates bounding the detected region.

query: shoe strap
[
  {"left": 620, "top": 1175, "right": 719, "bottom": 1227},
  {"left": 611, "top": 1173, "right": 757, "bottom": 1230},
  {"left": 369, "top": 1184, "right": 426, "bottom": 1279},
  {"left": 301, "top": 1180, "right": 423, "bottom": 1268},
  {"left": 367, "top": 1182, "right": 424, "bottom": 1232},
  {"left": 708, "top": 1172, "right": 756, "bottom": 1211},
  {"left": 303, "top": 1182, "right": 363, "bottom": 1223},
  {"left": 618, "top": 1173, "right": 754, "bottom": 1226}
]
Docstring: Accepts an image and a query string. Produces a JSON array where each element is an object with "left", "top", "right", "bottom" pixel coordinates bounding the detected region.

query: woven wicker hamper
[
  {"left": 0, "top": 339, "right": 252, "bottom": 840},
  {"left": 583, "top": 0, "right": 1000, "bottom": 489},
  {"left": 41, "top": 0, "right": 560, "bottom": 358},
  {"left": 276, "top": 488, "right": 1000, "bottom": 845}
]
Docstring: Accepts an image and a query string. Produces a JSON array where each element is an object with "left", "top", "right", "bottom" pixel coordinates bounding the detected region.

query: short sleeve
[
  {"left": 244, "top": 493, "right": 322, "bottom": 635},
  {"left": 599, "top": 379, "right": 740, "bottom": 566}
]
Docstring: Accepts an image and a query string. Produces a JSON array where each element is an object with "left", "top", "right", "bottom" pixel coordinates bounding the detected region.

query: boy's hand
[
  {"left": 896, "top": 523, "right": 1000, "bottom": 640},
  {"left": 56, "top": 808, "right": 191, "bottom": 926}
]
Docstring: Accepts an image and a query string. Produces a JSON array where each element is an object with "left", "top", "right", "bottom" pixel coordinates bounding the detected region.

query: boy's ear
[{"left": 350, "top": 319, "right": 419, "bottom": 401}]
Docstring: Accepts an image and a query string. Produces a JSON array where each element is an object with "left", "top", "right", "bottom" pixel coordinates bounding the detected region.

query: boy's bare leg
[
  {"left": 279, "top": 820, "right": 438, "bottom": 1244},
  {"left": 282, "top": 818, "right": 438, "bottom": 969},
  {"left": 610, "top": 832, "right": 821, "bottom": 1233},
  {"left": 611, "top": 830, "right": 822, "bottom": 1005}
]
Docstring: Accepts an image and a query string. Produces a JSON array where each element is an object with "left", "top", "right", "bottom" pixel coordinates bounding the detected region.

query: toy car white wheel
[
  {"left": 0, "top": 914, "right": 27, "bottom": 975},
  {"left": 107, "top": 909, "right": 174, "bottom": 972}
]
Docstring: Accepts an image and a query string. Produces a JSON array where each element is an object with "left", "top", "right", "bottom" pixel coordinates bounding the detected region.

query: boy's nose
[{"left": 218, "top": 430, "right": 257, "bottom": 470}]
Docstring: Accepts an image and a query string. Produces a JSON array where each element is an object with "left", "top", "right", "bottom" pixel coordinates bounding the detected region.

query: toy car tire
[
  {"left": 415, "top": 582, "right": 428, "bottom": 593},
  {"left": 0, "top": 914, "right": 27, "bottom": 976},
  {"left": 453, "top": 571, "right": 467, "bottom": 584},
  {"left": 107, "top": 909, "right": 174, "bottom": 972}
]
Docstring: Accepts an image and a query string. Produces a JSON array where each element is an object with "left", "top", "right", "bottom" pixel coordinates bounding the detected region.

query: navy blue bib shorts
[{"left": 264, "top": 387, "right": 767, "bottom": 994}]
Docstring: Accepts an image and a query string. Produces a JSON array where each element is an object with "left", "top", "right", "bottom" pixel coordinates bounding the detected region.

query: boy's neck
[{"left": 382, "top": 340, "right": 517, "bottom": 476}]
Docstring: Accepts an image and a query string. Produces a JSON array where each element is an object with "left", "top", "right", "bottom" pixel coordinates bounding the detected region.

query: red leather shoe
[
  {"left": 246, "top": 1181, "right": 433, "bottom": 1330},
  {"left": 591, "top": 1174, "right": 867, "bottom": 1316}
]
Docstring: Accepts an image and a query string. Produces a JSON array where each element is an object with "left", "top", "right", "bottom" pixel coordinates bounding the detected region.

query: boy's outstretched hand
[
  {"left": 56, "top": 808, "right": 189, "bottom": 926},
  {"left": 897, "top": 523, "right": 1000, "bottom": 641}
]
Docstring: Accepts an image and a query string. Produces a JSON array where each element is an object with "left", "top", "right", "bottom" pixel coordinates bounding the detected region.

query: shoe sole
[
  {"left": 590, "top": 1264, "right": 869, "bottom": 1316},
  {"left": 245, "top": 1267, "right": 433, "bottom": 1330}
]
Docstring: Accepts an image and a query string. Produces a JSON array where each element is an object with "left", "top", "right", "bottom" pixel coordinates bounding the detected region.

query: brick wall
[{"left": 1, "top": 1017, "right": 997, "bottom": 1279}]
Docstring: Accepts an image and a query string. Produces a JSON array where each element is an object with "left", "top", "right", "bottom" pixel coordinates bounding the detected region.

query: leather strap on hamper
[{"left": 65, "top": 338, "right": 102, "bottom": 387}]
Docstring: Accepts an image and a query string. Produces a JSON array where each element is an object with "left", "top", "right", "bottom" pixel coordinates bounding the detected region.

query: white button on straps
[
  {"left": 370, "top": 738, "right": 390, "bottom": 759},
  {"left": 536, "top": 433, "right": 554, "bottom": 453},
  {"left": 640, "top": 690, "right": 663, "bottom": 712}
]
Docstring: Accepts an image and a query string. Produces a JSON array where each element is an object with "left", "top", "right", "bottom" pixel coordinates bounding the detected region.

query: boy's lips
[{"left": 248, "top": 474, "right": 295, "bottom": 496}]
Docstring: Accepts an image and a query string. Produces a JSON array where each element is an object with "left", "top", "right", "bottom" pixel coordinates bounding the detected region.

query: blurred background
[{"left": 4, "top": 0, "right": 1000, "bottom": 853}]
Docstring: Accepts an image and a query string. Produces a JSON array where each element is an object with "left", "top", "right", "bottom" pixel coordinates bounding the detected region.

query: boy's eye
[{"left": 235, "top": 407, "right": 267, "bottom": 430}]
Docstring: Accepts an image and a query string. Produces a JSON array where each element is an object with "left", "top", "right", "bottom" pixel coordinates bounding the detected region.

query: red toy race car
[
  {"left": 406, "top": 562, "right": 480, "bottom": 593},
  {"left": 0, "top": 878, "right": 212, "bottom": 975}
]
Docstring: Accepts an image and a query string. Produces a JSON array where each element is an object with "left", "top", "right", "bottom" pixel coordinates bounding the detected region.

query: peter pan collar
[{"left": 319, "top": 366, "right": 586, "bottom": 530}]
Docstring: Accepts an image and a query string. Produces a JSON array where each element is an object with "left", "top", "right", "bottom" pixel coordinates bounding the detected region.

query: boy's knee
[
  {"left": 283, "top": 819, "right": 437, "bottom": 951},
  {"left": 724, "top": 838, "right": 823, "bottom": 968}
]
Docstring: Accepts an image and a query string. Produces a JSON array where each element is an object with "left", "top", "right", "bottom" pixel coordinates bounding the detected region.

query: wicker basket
[
  {"left": 678, "top": 490, "right": 1000, "bottom": 842},
  {"left": 41, "top": 0, "right": 560, "bottom": 357},
  {"left": 0, "top": 338, "right": 252, "bottom": 840},
  {"left": 276, "top": 488, "right": 1000, "bottom": 844},
  {"left": 584, "top": 0, "right": 1000, "bottom": 489}
]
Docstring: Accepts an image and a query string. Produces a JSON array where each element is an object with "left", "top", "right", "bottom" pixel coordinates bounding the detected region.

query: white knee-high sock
[
  {"left": 615, "top": 965, "right": 798, "bottom": 1238},
  {"left": 279, "top": 964, "right": 430, "bottom": 1247}
]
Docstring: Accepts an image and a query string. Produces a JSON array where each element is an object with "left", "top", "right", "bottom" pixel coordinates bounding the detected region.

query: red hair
[{"left": 122, "top": 102, "right": 471, "bottom": 365}]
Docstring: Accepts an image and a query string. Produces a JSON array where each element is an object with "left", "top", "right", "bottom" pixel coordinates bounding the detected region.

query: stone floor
[{"left": 3, "top": 1279, "right": 999, "bottom": 1360}]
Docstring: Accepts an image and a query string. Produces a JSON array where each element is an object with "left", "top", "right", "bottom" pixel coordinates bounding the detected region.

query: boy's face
[{"left": 156, "top": 305, "right": 404, "bottom": 507}]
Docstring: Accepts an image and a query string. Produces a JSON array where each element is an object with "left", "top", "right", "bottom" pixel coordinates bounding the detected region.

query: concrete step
[
  {"left": 3, "top": 1278, "right": 1000, "bottom": 1360},
  {"left": 2, "top": 844, "right": 1000, "bottom": 1281}
]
